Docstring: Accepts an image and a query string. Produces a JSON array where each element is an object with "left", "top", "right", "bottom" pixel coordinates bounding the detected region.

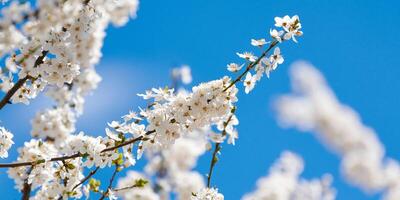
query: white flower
[
  {"left": 270, "top": 29, "right": 283, "bottom": 42},
  {"left": 237, "top": 52, "right": 257, "bottom": 62},
  {"left": 251, "top": 39, "right": 268, "bottom": 47},
  {"left": 274, "top": 15, "right": 292, "bottom": 28},
  {"left": 0, "top": 126, "right": 13, "bottom": 158},
  {"left": 227, "top": 63, "right": 243, "bottom": 72},
  {"left": 243, "top": 72, "right": 256, "bottom": 94},
  {"left": 274, "top": 15, "right": 303, "bottom": 42},
  {"left": 270, "top": 47, "right": 284, "bottom": 70}
]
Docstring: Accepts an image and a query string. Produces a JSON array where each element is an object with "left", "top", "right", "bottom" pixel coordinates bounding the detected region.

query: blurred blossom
[
  {"left": 275, "top": 61, "right": 400, "bottom": 199},
  {"left": 242, "top": 151, "right": 335, "bottom": 200}
]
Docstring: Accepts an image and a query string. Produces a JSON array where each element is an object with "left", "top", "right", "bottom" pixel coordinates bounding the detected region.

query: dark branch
[
  {"left": 0, "top": 130, "right": 155, "bottom": 168},
  {"left": 99, "top": 165, "right": 119, "bottom": 200}
]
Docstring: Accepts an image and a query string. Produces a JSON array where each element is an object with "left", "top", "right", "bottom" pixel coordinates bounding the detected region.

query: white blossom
[
  {"left": 244, "top": 72, "right": 256, "bottom": 94},
  {"left": 237, "top": 52, "right": 257, "bottom": 62},
  {"left": 251, "top": 39, "right": 268, "bottom": 47},
  {"left": 242, "top": 151, "right": 336, "bottom": 200},
  {"left": 192, "top": 187, "right": 224, "bottom": 200},
  {"left": 0, "top": 126, "right": 13, "bottom": 158},
  {"left": 227, "top": 63, "right": 243, "bottom": 72}
]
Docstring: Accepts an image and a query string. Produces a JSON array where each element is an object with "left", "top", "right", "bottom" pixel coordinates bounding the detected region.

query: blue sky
[{"left": 1, "top": 0, "right": 400, "bottom": 199}]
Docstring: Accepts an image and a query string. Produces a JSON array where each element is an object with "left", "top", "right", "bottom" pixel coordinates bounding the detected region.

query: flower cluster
[
  {"left": 31, "top": 106, "right": 76, "bottom": 145},
  {"left": 275, "top": 62, "right": 400, "bottom": 199},
  {"left": 0, "top": 0, "right": 138, "bottom": 105},
  {"left": 64, "top": 132, "right": 119, "bottom": 168},
  {"left": 191, "top": 187, "right": 224, "bottom": 200},
  {"left": 0, "top": 126, "right": 13, "bottom": 158},
  {"left": 227, "top": 15, "right": 302, "bottom": 94},
  {"left": 242, "top": 151, "right": 336, "bottom": 200},
  {"left": 8, "top": 139, "right": 58, "bottom": 190},
  {"left": 134, "top": 77, "right": 238, "bottom": 150}
]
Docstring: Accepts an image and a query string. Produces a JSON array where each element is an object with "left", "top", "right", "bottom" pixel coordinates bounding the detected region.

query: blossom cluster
[
  {"left": 133, "top": 77, "right": 238, "bottom": 150},
  {"left": 242, "top": 151, "right": 336, "bottom": 200},
  {"left": 228, "top": 15, "right": 302, "bottom": 94},
  {"left": 275, "top": 62, "right": 400, "bottom": 200},
  {"left": 0, "top": 126, "right": 13, "bottom": 158},
  {"left": 0, "top": 0, "right": 137, "bottom": 105},
  {"left": 191, "top": 187, "right": 224, "bottom": 200}
]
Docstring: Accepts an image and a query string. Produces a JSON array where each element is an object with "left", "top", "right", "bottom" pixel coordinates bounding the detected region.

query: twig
[
  {"left": 113, "top": 184, "right": 141, "bottom": 192},
  {"left": 99, "top": 165, "right": 119, "bottom": 200},
  {"left": 71, "top": 167, "right": 100, "bottom": 192}
]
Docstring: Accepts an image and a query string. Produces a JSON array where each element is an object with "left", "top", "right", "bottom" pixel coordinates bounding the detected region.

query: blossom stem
[
  {"left": 223, "top": 41, "right": 278, "bottom": 92},
  {"left": 206, "top": 113, "right": 235, "bottom": 187},
  {"left": 0, "top": 130, "right": 155, "bottom": 168},
  {"left": 0, "top": 50, "right": 48, "bottom": 110}
]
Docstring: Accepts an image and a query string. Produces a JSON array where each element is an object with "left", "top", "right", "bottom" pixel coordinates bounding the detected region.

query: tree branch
[
  {"left": 0, "top": 130, "right": 155, "bottom": 168},
  {"left": 21, "top": 167, "right": 33, "bottom": 200}
]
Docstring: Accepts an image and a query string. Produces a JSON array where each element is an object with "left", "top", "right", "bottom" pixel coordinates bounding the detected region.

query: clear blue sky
[{"left": 1, "top": 0, "right": 400, "bottom": 199}]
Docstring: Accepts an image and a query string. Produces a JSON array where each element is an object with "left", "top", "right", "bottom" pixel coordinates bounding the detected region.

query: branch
[
  {"left": 99, "top": 164, "right": 119, "bottom": 200},
  {"left": 113, "top": 184, "right": 141, "bottom": 192},
  {"left": 71, "top": 167, "right": 100, "bottom": 192},
  {"left": 0, "top": 50, "right": 48, "bottom": 110},
  {"left": 0, "top": 130, "right": 155, "bottom": 168},
  {"left": 206, "top": 113, "right": 235, "bottom": 187},
  {"left": 223, "top": 41, "right": 278, "bottom": 92}
]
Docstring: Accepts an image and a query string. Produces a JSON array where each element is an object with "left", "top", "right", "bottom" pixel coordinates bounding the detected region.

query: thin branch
[
  {"left": 223, "top": 41, "right": 278, "bottom": 92},
  {"left": 102, "top": 130, "right": 155, "bottom": 152},
  {"left": 206, "top": 113, "right": 235, "bottom": 187},
  {"left": 71, "top": 167, "right": 100, "bottom": 192},
  {"left": 99, "top": 164, "right": 119, "bottom": 200},
  {"left": 0, "top": 50, "right": 48, "bottom": 110},
  {"left": 0, "top": 130, "right": 155, "bottom": 168},
  {"left": 113, "top": 184, "right": 141, "bottom": 192}
]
